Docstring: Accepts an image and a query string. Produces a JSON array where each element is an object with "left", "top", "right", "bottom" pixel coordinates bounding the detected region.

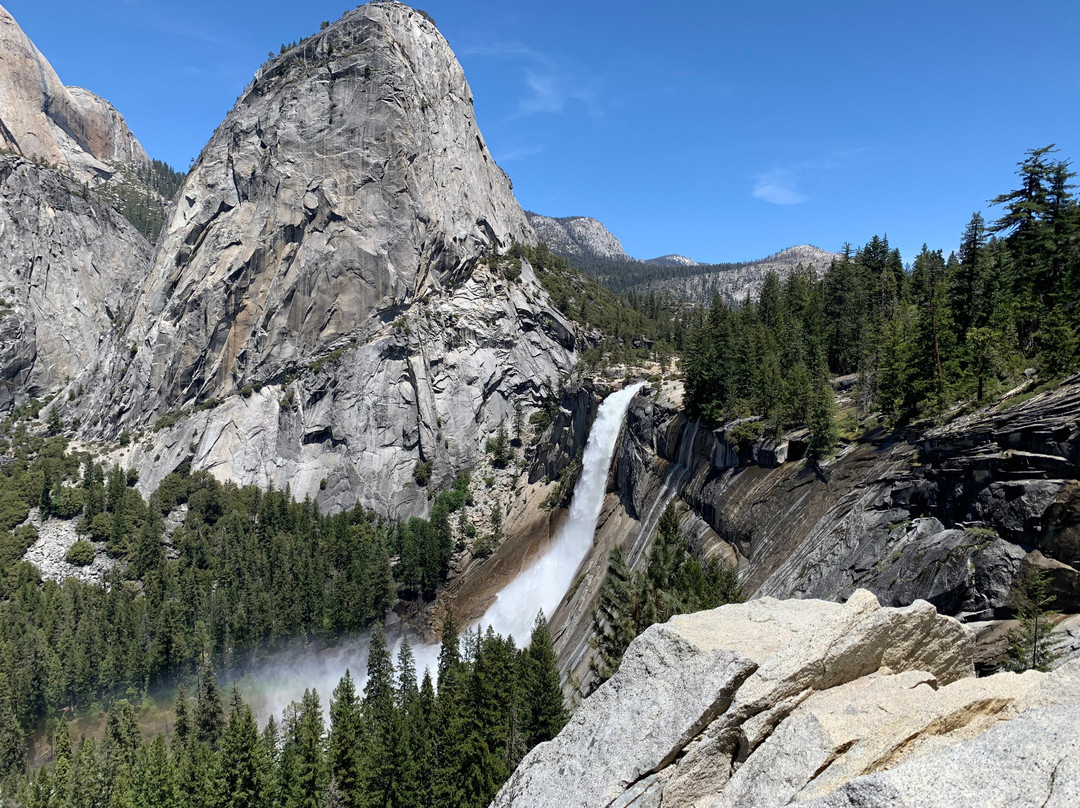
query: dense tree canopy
[{"left": 685, "top": 146, "right": 1079, "bottom": 429}]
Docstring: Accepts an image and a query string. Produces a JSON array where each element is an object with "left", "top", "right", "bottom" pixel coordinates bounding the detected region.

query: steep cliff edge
[
  {"left": 0, "top": 154, "right": 152, "bottom": 409},
  {"left": 496, "top": 591, "right": 1080, "bottom": 808},
  {"left": 64, "top": 1, "right": 576, "bottom": 517},
  {"left": 612, "top": 378, "right": 1080, "bottom": 616}
]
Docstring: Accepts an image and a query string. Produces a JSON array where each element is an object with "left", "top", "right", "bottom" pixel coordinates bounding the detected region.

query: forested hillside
[
  {"left": 0, "top": 421, "right": 477, "bottom": 776},
  {"left": 684, "top": 146, "right": 1079, "bottom": 445}
]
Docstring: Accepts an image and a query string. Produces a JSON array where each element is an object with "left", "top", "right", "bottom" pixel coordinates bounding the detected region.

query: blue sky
[{"left": 6, "top": 0, "right": 1079, "bottom": 264}]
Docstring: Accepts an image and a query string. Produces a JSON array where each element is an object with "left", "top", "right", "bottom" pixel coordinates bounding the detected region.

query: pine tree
[
  {"left": 808, "top": 380, "right": 839, "bottom": 459},
  {"left": 219, "top": 686, "right": 267, "bottom": 808},
  {"left": 1007, "top": 567, "right": 1066, "bottom": 672},
  {"left": 432, "top": 615, "right": 466, "bottom": 808},
  {"left": 51, "top": 719, "right": 75, "bottom": 808},
  {"left": 174, "top": 684, "right": 191, "bottom": 746},
  {"left": 71, "top": 737, "right": 102, "bottom": 808},
  {"left": 522, "top": 612, "right": 567, "bottom": 749},
  {"left": 102, "top": 701, "right": 141, "bottom": 805},
  {"left": 195, "top": 664, "right": 225, "bottom": 750},
  {"left": 328, "top": 670, "right": 363, "bottom": 808},
  {"left": 362, "top": 624, "right": 396, "bottom": 807},
  {"left": 589, "top": 546, "right": 637, "bottom": 689},
  {"left": 0, "top": 673, "right": 24, "bottom": 782},
  {"left": 284, "top": 689, "right": 326, "bottom": 808},
  {"left": 414, "top": 671, "right": 437, "bottom": 806},
  {"left": 133, "top": 734, "right": 178, "bottom": 808}
]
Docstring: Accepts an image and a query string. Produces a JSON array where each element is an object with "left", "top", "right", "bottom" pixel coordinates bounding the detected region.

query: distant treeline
[
  {"left": 107, "top": 159, "right": 187, "bottom": 242},
  {"left": 683, "top": 145, "right": 1080, "bottom": 440}
]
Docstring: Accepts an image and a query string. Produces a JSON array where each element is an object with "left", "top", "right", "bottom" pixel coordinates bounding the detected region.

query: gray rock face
[
  {"left": 525, "top": 212, "right": 631, "bottom": 261},
  {"left": 529, "top": 379, "right": 603, "bottom": 484},
  {"left": 797, "top": 705, "right": 1080, "bottom": 808},
  {"left": 645, "top": 254, "right": 698, "bottom": 267},
  {"left": 67, "top": 2, "right": 576, "bottom": 516},
  {"left": 491, "top": 622, "right": 758, "bottom": 808},
  {"left": 495, "top": 590, "right": 1080, "bottom": 808},
  {"left": 0, "top": 154, "right": 151, "bottom": 408},
  {"left": 680, "top": 244, "right": 839, "bottom": 304},
  {"left": 497, "top": 592, "right": 1080, "bottom": 808},
  {"left": 0, "top": 4, "right": 149, "bottom": 180},
  {"left": 601, "top": 379, "right": 1080, "bottom": 621}
]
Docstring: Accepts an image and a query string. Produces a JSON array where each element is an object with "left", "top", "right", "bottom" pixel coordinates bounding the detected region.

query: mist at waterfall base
[{"left": 232, "top": 381, "right": 645, "bottom": 724}]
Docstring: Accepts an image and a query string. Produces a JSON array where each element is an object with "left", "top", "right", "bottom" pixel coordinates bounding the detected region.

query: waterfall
[
  {"left": 626, "top": 418, "right": 700, "bottom": 567},
  {"left": 477, "top": 381, "right": 646, "bottom": 644},
  {"left": 239, "top": 381, "right": 644, "bottom": 720}
]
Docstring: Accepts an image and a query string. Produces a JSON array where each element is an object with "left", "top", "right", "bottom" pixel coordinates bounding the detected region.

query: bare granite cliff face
[
  {"left": 660, "top": 245, "right": 838, "bottom": 304},
  {"left": 525, "top": 212, "right": 631, "bottom": 261},
  {"left": 0, "top": 154, "right": 152, "bottom": 409},
  {"left": 495, "top": 591, "right": 1080, "bottom": 808},
  {"left": 0, "top": 4, "right": 149, "bottom": 180},
  {"left": 68, "top": 1, "right": 576, "bottom": 516},
  {"left": 602, "top": 379, "right": 1080, "bottom": 618}
]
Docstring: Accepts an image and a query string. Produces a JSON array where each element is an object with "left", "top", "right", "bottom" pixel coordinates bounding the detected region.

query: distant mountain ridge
[
  {"left": 525, "top": 212, "right": 631, "bottom": 261},
  {"left": 525, "top": 210, "right": 838, "bottom": 304},
  {"left": 645, "top": 254, "right": 699, "bottom": 267}
]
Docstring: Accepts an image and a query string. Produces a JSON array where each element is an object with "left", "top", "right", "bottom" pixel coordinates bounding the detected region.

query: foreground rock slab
[{"left": 492, "top": 590, "right": 1080, "bottom": 808}]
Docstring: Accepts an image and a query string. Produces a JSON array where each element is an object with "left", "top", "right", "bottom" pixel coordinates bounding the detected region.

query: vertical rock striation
[
  {"left": 0, "top": 154, "right": 151, "bottom": 408},
  {"left": 0, "top": 4, "right": 149, "bottom": 180},
  {"left": 70, "top": 1, "right": 576, "bottom": 516}
]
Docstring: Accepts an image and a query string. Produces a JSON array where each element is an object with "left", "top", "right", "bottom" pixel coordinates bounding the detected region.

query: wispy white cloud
[
  {"left": 495, "top": 144, "right": 545, "bottom": 162},
  {"left": 752, "top": 147, "right": 872, "bottom": 205},
  {"left": 753, "top": 169, "right": 805, "bottom": 205},
  {"left": 458, "top": 41, "right": 537, "bottom": 59},
  {"left": 513, "top": 68, "right": 600, "bottom": 119},
  {"left": 461, "top": 38, "right": 601, "bottom": 120}
]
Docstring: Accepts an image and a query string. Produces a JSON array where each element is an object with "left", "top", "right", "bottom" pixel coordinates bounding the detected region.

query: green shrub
[
  {"left": 65, "top": 540, "right": 95, "bottom": 567},
  {"left": 0, "top": 489, "right": 29, "bottom": 531},
  {"left": 413, "top": 459, "right": 433, "bottom": 486},
  {"left": 87, "top": 512, "right": 113, "bottom": 543},
  {"left": 51, "top": 486, "right": 86, "bottom": 519}
]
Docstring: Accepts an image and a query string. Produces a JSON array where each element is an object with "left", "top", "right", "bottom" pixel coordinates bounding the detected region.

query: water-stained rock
[{"left": 66, "top": 1, "right": 576, "bottom": 516}]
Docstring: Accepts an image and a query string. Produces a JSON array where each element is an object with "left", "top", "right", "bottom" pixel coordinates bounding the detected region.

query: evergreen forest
[
  {"left": 682, "top": 146, "right": 1080, "bottom": 452},
  {"left": 12, "top": 614, "right": 567, "bottom": 808}
]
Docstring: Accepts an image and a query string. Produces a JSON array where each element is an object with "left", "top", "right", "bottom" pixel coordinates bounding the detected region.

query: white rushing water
[
  {"left": 239, "top": 381, "right": 644, "bottom": 721},
  {"left": 476, "top": 381, "right": 646, "bottom": 644}
]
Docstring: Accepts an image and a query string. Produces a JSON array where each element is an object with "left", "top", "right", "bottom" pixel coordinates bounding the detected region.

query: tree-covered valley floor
[{"left": 1, "top": 144, "right": 1078, "bottom": 806}]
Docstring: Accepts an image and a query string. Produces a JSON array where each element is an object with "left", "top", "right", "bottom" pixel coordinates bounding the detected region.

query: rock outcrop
[
  {"left": 0, "top": 154, "right": 152, "bottom": 408},
  {"left": 0, "top": 4, "right": 149, "bottom": 180},
  {"left": 525, "top": 212, "right": 631, "bottom": 261},
  {"left": 495, "top": 591, "right": 1080, "bottom": 808},
  {"left": 645, "top": 254, "right": 699, "bottom": 267},
  {"left": 541, "top": 376, "right": 1080, "bottom": 689},
  {"left": 615, "top": 379, "right": 1080, "bottom": 617},
  {"left": 64, "top": 1, "right": 576, "bottom": 517}
]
